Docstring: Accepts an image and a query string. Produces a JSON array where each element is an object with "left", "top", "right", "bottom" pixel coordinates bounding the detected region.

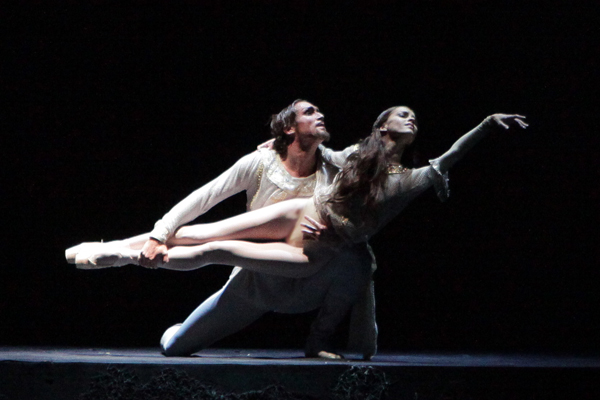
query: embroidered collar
[
  {"left": 260, "top": 148, "right": 318, "bottom": 196},
  {"left": 387, "top": 164, "right": 408, "bottom": 174}
]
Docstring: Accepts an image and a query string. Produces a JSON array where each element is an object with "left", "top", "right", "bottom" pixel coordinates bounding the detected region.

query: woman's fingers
[
  {"left": 302, "top": 216, "right": 327, "bottom": 240},
  {"left": 493, "top": 114, "right": 528, "bottom": 130},
  {"left": 301, "top": 229, "right": 318, "bottom": 241},
  {"left": 497, "top": 118, "right": 510, "bottom": 129},
  {"left": 304, "top": 215, "right": 325, "bottom": 229},
  {"left": 507, "top": 115, "right": 528, "bottom": 129},
  {"left": 301, "top": 222, "right": 319, "bottom": 239},
  {"left": 301, "top": 222, "right": 317, "bottom": 232},
  {"left": 515, "top": 118, "right": 529, "bottom": 128}
]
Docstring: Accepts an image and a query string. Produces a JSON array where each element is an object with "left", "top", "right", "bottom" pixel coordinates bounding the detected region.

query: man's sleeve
[
  {"left": 319, "top": 144, "right": 359, "bottom": 168},
  {"left": 149, "top": 151, "right": 262, "bottom": 243}
]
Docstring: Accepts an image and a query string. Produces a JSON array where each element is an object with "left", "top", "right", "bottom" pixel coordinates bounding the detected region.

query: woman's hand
[
  {"left": 489, "top": 114, "right": 528, "bottom": 130},
  {"left": 436, "top": 113, "right": 528, "bottom": 174},
  {"left": 301, "top": 216, "right": 329, "bottom": 241}
]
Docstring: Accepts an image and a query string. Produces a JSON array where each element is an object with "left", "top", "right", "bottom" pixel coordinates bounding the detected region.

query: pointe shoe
[
  {"left": 74, "top": 243, "right": 138, "bottom": 269},
  {"left": 65, "top": 242, "right": 102, "bottom": 264}
]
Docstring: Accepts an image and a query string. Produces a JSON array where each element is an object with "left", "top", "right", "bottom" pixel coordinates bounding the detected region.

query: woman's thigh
[{"left": 171, "top": 198, "right": 310, "bottom": 245}]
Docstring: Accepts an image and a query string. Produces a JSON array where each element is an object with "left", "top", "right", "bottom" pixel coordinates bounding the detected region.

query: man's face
[{"left": 288, "top": 101, "right": 330, "bottom": 142}]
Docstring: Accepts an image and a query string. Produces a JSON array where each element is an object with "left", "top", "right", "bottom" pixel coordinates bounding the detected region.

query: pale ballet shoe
[
  {"left": 65, "top": 242, "right": 103, "bottom": 264},
  {"left": 74, "top": 243, "right": 139, "bottom": 269}
]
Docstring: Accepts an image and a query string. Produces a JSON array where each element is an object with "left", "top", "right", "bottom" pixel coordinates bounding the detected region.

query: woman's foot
[
  {"left": 65, "top": 242, "right": 102, "bottom": 264},
  {"left": 73, "top": 243, "right": 139, "bottom": 269}
]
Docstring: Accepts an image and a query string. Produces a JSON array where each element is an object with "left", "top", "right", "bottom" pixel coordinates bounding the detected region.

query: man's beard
[{"left": 315, "top": 129, "right": 330, "bottom": 142}]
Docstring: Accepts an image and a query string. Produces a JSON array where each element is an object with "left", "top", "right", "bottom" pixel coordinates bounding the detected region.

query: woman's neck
[{"left": 383, "top": 139, "right": 405, "bottom": 165}]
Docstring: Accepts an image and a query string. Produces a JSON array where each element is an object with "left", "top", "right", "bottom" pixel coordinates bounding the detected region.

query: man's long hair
[
  {"left": 269, "top": 99, "right": 306, "bottom": 158},
  {"left": 327, "top": 106, "right": 398, "bottom": 221}
]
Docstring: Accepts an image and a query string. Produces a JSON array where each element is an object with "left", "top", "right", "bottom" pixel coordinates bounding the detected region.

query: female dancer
[{"left": 68, "top": 107, "right": 527, "bottom": 278}]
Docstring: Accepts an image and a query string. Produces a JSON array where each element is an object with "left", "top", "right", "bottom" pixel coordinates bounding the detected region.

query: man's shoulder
[
  {"left": 256, "top": 147, "right": 277, "bottom": 159},
  {"left": 231, "top": 149, "right": 268, "bottom": 167},
  {"left": 230, "top": 148, "right": 284, "bottom": 179},
  {"left": 254, "top": 147, "right": 281, "bottom": 169}
]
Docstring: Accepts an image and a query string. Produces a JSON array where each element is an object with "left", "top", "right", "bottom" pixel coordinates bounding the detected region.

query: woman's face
[{"left": 381, "top": 106, "right": 418, "bottom": 137}]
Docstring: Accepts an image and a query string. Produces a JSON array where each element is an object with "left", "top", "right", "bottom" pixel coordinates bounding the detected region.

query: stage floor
[
  {"left": 2, "top": 346, "right": 600, "bottom": 367},
  {"left": 2, "top": 347, "right": 600, "bottom": 399}
]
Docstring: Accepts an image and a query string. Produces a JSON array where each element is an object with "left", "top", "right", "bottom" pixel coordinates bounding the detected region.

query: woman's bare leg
[
  {"left": 75, "top": 239, "right": 331, "bottom": 278},
  {"left": 66, "top": 198, "right": 309, "bottom": 263},
  {"left": 162, "top": 240, "right": 331, "bottom": 278},
  {"left": 168, "top": 198, "right": 309, "bottom": 246},
  {"left": 71, "top": 198, "right": 331, "bottom": 276}
]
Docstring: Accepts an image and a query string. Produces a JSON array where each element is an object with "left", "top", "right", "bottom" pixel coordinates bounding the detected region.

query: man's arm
[{"left": 140, "top": 151, "right": 263, "bottom": 267}]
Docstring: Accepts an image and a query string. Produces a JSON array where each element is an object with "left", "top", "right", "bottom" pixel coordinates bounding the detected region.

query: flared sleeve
[{"left": 428, "top": 158, "right": 450, "bottom": 202}]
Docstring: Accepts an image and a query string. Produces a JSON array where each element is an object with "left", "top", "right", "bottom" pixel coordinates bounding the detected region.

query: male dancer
[{"left": 142, "top": 100, "right": 376, "bottom": 359}]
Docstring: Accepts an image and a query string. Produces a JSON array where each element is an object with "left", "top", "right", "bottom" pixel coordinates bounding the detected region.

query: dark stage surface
[
  {"left": 3, "top": 0, "right": 599, "bottom": 368},
  {"left": 5, "top": 347, "right": 600, "bottom": 367},
  {"left": 2, "top": 347, "right": 600, "bottom": 399}
]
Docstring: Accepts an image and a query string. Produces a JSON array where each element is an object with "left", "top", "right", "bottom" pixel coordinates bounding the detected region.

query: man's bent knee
[{"left": 160, "top": 323, "right": 202, "bottom": 357}]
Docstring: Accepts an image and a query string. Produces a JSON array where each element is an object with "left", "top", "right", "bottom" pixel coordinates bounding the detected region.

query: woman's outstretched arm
[{"left": 436, "top": 114, "right": 528, "bottom": 173}]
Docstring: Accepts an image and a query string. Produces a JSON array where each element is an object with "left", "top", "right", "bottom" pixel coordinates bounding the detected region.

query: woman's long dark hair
[{"left": 327, "top": 106, "right": 398, "bottom": 221}]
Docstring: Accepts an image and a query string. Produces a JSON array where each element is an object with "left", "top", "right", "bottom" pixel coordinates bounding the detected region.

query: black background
[{"left": 2, "top": 1, "right": 599, "bottom": 354}]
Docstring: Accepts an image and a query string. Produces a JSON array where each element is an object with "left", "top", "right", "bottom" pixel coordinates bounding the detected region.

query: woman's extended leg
[
  {"left": 161, "top": 198, "right": 331, "bottom": 278},
  {"left": 68, "top": 198, "right": 309, "bottom": 265},
  {"left": 168, "top": 198, "right": 309, "bottom": 246},
  {"left": 162, "top": 239, "right": 332, "bottom": 278},
  {"left": 72, "top": 198, "right": 334, "bottom": 277},
  {"left": 75, "top": 239, "right": 332, "bottom": 278}
]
